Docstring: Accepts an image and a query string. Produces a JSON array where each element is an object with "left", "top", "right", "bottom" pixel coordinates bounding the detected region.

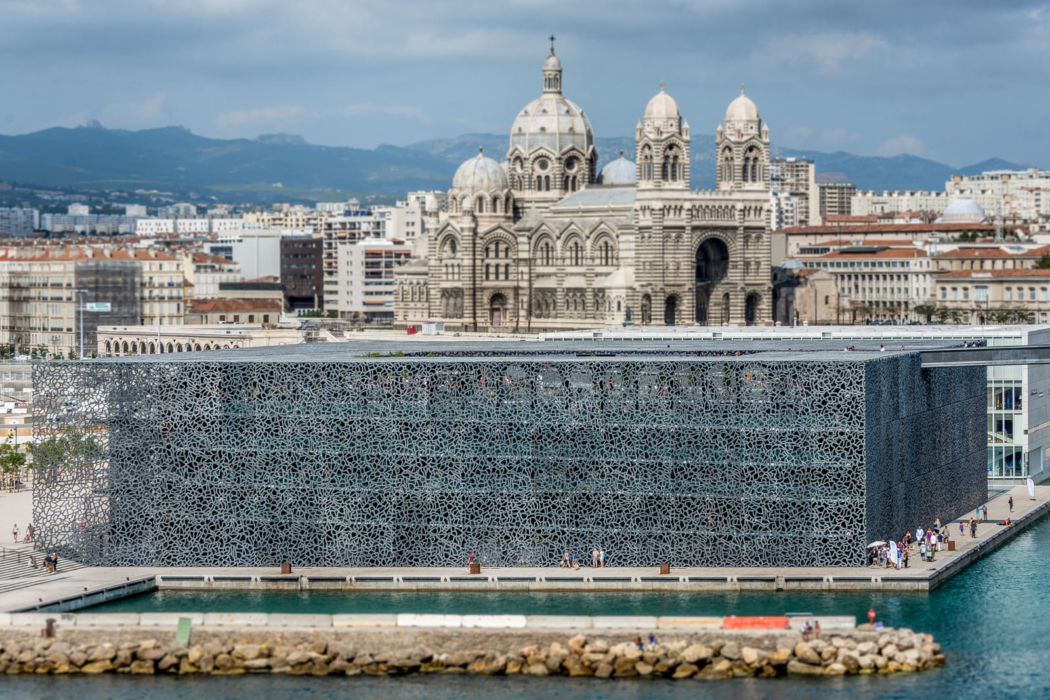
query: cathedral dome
[
  {"left": 644, "top": 86, "right": 680, "bottom": 121},
  {"left": 725, "top": 88, "right": 760, "bottom": 123},
  {"left": 452, "top": 149, "right": 508, "bottom": 193},
  {"left": 509, "top": 48, "right": 594, "bottom": 156},
  {"left": 940, "top": 197, "right": 986, "bottom": 223},
  {"left": 598, "top": 152, "right": 637, "bottom": 185},
  {"left": 510, "top": 94, "right": 594, "bottom": 154}
]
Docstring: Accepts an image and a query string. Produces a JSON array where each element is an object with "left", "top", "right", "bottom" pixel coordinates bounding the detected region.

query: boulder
[
  {"left": 589, "top": 639, "right": 610, "bottom": 654},
  {"left": 87, "top": 646, "right": 117, "bottom": 663},
  {"left": 214, "top": 653, "right": 235, "bottom": 671},
  {"left": 129, "top": 660, "right": 155, "bottom": 674},
  {"left": 563, "top": 656, "right": 592, "bottom": 676},
  {"left": 856, "top": 641, "right": 876, "bottom": 655},
  {"left": 136, "top": 648, "right": 167, "bottom": 662},
  {"left": 881, "top": 643, "right": 899, "bottom": 659},
  {"left": 157, "top": 654, "right": 179, "bottom": 672},
  {"left": 613, "top": 658, "right": 638, "bottom": 677},
  {"left": 114, "top": 650, "right": 133, "bottom": 668},
  {"left": 594, "top": 663, "right": 614, "bottom": 679},
  {"left": 673, "top": 663, "right": 698, "bottom": 679},
  {"left": 504, "top": 658, "right": 522, "bottom": 674},
  {"left": 187, "top": 646, "right": 205, "bottom": 665},
  {"left": 69, "top": 651, "right": 87, "bottom": 667},
  {"left": 286, "top": 651, "right": 312, "bottom": 666},
  {"left": 720, "top": 642, "right": 741, "bottom": 661},
  {"left": 741, "top": 646, "right": 764, "bottom": 667},
  {"left": 80, "top": 660, "right": 114, "bottom": 674},
  {"left": 568, "top": 635, "right": 587, "bottom": 654},
  {"left": 820, "top": 646, "right": 838, "bottom": 662},
  {"left": 242, "top": 658, "right": 271, "bottom": 671},
  {"left": 767, "top": 648, "right": 792, "bottom": 667},
  {"left": 681, "top": 644, "right": 712, "bottom": 664},
  {"left": 824, "top": 662, "right": 847, "bottom": 675},
  {"left": 233, "top": 644, "right": 264, "bottom": 661},
  {"left": 794, "top": 642, "right": 822, "bottom": 666},
  {"left": 787, "top": 659, "right": 824, "bottom": 675},
  {"left": 525, "top": 662, "right": 548, "bottom": 676}
]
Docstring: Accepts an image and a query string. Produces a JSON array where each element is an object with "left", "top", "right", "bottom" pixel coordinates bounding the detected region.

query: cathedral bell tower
[
  {"left": 635, "top": 83, "right": 690, "bottom": 190},
  {"left": 716, "top": 86, "right": 770, "bottom": 191}
]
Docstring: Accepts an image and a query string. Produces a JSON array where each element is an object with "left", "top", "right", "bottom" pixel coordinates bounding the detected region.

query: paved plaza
[{"left": 1, "top": 485, "right": 1046, "bottom": 614}]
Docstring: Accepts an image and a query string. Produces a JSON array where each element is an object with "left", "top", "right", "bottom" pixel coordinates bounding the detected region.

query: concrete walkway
[{"left": 2, "top": 484, "right": 1048, "bottom": 613}]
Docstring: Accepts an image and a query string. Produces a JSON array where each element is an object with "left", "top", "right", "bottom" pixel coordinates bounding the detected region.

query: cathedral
[{"left": 394, "top": 44, "right": 773, "bottom": 331}]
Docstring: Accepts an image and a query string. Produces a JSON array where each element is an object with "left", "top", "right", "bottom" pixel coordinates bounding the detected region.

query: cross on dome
[{"left": 549, "top": 34, "right": 556, "bottom": 55}]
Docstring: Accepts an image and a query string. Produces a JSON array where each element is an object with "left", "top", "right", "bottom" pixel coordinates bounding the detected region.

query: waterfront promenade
[{"left": 2, "top": 484, "right": 1047, "bottom": 614}]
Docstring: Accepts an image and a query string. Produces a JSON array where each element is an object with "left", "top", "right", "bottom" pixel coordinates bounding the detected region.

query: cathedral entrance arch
[
  {"left": 695, "top": 288, "right": 709, "bottom": 324},
  {"left": 745, "top": 292, "right": 761, "bottom": 326},
  {"left": 664, "top": 295, "right": 678, "bottom": 326},
  {"left": 490, "top": 293, "right": 508, "bottom": 327},
  {"left": 695, "top": 238, "right": 729, "bottom": 284}
]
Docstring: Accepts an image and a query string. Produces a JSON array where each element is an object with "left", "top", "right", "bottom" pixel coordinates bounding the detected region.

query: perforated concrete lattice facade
[{"left": 33, "top": 342, "right": 986, "bottom": 568}]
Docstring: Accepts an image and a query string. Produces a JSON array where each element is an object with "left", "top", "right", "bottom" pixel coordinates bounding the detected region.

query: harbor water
[{"left": 7, "top": 514, "right": 1050, "bottom": 698}]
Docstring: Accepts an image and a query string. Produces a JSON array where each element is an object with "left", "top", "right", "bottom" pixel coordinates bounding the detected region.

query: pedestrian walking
[
  {"left": 1009, "top": 496, "right": 1014, "bottom": 513},
  {"left": 591, "top": 548, "right": 599, "bottom": 568},
  {"left": 11, "top": 523, "right": 18, "bottom": 543},
  {"left": 599, "top": 548, "right": 606, "bottom": 568},
  {"left": 969, "top": 518, "right": 977, "bottom": 538},
  {"left": 26, "top": 523, "right": 33, "bottom": 541},
  {"left": 959, "top": 521, "right": 965, "bottom": 536},
  {"left": 571, "top": 552, "right": 579, "bottom": 571},
  {"left": 982, "top": 504, "right": 988, "bottom": 521}
]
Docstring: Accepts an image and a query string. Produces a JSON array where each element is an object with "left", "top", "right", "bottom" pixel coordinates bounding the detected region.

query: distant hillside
[{"left": 0, "top": 124, "right": 1035, "bottom": 203}]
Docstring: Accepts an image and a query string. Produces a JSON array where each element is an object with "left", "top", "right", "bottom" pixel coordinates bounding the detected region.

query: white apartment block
[
  {"left": 788, "top": 246, "right": 933, "bottom": 322},
  {"left": 947, "top": 168, "right": 1050, "bottom": 222},
  {"left": 851, "top": 190, "right": 951, "bottom": 217},
  {"left": 332, "top": 239, "right": 412, "bottom": 320},
  {"left": 0, "top": 208, "right": 39, "bottom": 236}
]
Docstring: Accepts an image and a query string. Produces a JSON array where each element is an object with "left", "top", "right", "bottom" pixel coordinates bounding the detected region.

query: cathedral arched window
[
  {"left": 641, "top": 147, "right": 653, "bottom": 181},
  {"left": 671, "top": 156, "right": 680, "bottom": 182},
  {"left": 569, "top": 240, "right": 582, "bottom": 266},
  {"left": 476, "top": 197, "right": 485, "bottom": 213},
  {"left": 660, "top": 159, "right": 668, "bottom": 181},
  {"left": 538, "top": 239, "right": 553, "bottom": 266}
]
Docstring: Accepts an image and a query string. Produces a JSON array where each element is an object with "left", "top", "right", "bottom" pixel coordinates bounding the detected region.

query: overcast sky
[{"left": 2, "top": 0, "right": 1048, "bottom": 166}]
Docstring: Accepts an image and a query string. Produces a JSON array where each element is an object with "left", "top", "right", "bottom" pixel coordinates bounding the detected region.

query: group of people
[
  {"left": 11, "top": 522, "right": 33, "bottom": 543},
  {"left": 27, "top": 552, "right": 58, "bottom": 573},
  {"left": 560, "top": 548, "right": 608, "bottom": 570},
  {"left": 869, "top": 518, "right": 953, "bottom": 568}
]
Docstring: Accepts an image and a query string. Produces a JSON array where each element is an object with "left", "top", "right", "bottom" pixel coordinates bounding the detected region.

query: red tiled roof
[
  {"left": 819, "top": 248, "right": 927, "bottom": 259},
  {"left": 937, "top": 269, "right": 1050, "bottom": 278},
  {"left": 780, "top": 223, "right": 996, "bottom": 234},
  {"left": 188, "top": 298, "right": 283, "bottom": 313},
  {"left": 812, "top": 238, "right": 920, "bottom": 247}
]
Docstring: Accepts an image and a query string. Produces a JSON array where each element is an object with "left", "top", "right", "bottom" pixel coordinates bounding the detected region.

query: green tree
[
  {"left": 29, "top": 433, "right": 101, "bottom": 485},
  {"left": 1036, "top": 254, "right": 1050, "bottom": 270},
  {"left": 914, "top": 304, "right": 936, "bottom": 323},
  {"left": 0, "top": 436, "right": 26, "bottom": 491}
]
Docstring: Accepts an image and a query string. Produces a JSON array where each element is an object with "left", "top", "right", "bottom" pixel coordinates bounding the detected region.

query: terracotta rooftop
[
  {"left": 937, "top": 269, "right": 1050, "bottom": 278},
  {"left": 811, "top": 238, "right": 921, "bottom": 247},
  {"left": 780, "top": 223, "right": 996, "bottom": 234},
  {"left": 933, "top": 246, "right": 1050, "bottom": 259},
  {"left": 188, "top": 298, "right": 283, "bottom": 313},
  {"left": 819, "top": 248, "right": 927, "bottom": 259}
]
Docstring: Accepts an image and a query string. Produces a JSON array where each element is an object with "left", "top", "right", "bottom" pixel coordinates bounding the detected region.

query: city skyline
[{"left": 1, "top": 1, "right": 1048, "bottom": 166}]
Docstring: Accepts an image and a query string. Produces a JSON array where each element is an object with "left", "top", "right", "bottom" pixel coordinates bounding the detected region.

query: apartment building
[
  {"left": 0, "top": 247, "right": 185, "bottom": 356},
  {"left": 817, "top": 182, "right": 857, "bottom": 221},
  {"left": 332, "top": 239, "right": 412, "bottom": 321}
]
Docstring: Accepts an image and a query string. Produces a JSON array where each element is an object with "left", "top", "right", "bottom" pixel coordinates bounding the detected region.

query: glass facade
[{"left": 987, "top": 366, "right": 1026, "bottom": 478}]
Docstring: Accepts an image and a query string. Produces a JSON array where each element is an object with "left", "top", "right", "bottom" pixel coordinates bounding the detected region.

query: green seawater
[{"left": 8, "top": 515, "right": 1050, "bottom": 698}]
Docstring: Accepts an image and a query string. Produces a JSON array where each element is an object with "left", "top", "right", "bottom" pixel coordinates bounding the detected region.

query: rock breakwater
[{"left": 0, "top": 624, "right": 944, "bottom": 679}]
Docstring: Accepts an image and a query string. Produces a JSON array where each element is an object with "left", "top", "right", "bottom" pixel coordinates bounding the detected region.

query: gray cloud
[{"left": 0, "top": 0, "right": 1047, "bottom": 166}]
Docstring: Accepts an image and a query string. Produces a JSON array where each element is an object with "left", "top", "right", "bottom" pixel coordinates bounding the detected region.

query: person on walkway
[
  {"left": 591, "top": 548, "right": 599, "bottom": 568},
  {"left": 467, "top": 551, "right": 475, "bottom": 571},
  {"left": 916, "top": 526, "right": 924, "bottom": 544},
  {"left": 970, "top": 518, "right": 978, "bottom": 538},
  {"left": 571, "top": 552, "right": 579, "bottom": 571},
  {"left": 960, "top": 520, "right": 965, "bottom": 536},
  {"left": 599, "top": 548, "right": 606, "bottom": 568},
  {"left": 1009, "top": 495, "right": 1014, "bottom": 513},
  {"left": 11, "top": 523, "right": 17, "bottom": 543},
  {"left": 560, "top": 550, "right": 570, "bottom": 568},
  {"left": 902, "top": 548, "right": 909, "bottom": 568},
  {"left": 26, "top": 523, "right": 33, "bottom": 541},
  {"left": 982, "top": 504, "right": 989, "bottom": 521}
]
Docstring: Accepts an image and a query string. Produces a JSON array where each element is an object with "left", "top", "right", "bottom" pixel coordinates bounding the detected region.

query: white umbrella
[{"left": 867, "top": 541, "right": 886, "bottom": 548}]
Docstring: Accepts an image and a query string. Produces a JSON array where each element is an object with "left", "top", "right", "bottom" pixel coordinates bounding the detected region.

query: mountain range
[{"left": 0, "top": 124, "right": 1034, "bottom": 204}]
